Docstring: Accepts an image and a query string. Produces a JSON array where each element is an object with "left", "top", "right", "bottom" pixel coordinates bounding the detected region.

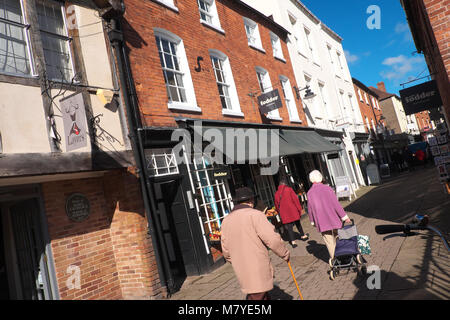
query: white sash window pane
[
  {"left": 211, "top": 56, "right": 232, "bottom": 110},
  {"left": 36, "top": 0, "right": 73, "bottom": 81},
  {"left": 0, "top": 0, "right": 32, "bottom": 76},
  {"left": 198, "top": 0, "right": 212, "bottom": 24}
]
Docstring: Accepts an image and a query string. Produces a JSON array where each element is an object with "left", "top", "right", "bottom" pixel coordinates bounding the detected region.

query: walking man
[{"left": 221, "top": 187, "right": 290, "bottom": 300}]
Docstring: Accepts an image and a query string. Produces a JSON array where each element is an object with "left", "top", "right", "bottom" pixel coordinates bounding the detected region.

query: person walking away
[
  {"left": 403, "top": 146, "right": 414, "bottom": 171},
  {"left": 274, "top": 176, "right": 309, "bottom": 248},
  {"left": 221, "top": 187, "right": 290, "bottom": 300},
  {"left": 306, "top": 170, "right": 351, "bottom": 266},
  {"left": 415, "top": 148, "right": 426, "bottom": 168}
]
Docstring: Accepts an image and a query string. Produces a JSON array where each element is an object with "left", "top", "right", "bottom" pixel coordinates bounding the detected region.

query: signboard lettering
[
  {"left": 399, "top": 80, "right": 443, "bottom": 115},
  {"left": 61, "top": 93, "right": 88, "bottom": 152},
  {"left": 257, "top": 89, "right": 282, "bottom": 114}
]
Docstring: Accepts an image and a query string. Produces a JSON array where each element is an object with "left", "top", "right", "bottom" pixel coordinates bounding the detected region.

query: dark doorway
[
  {"left": 0, "top": 213, "right": 9, "bottom": 300},
  {"left": 0, "top": 198, "right": 51, "bottom": 300},
  {"left": 153, "top": 177, "right": 200, "bottom": 292}
]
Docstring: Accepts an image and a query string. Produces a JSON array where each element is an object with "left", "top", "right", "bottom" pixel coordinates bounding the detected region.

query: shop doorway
[
  {"left": 153, "top": 177, "right": 199, "bottom": 291},
  {"left": 0, "top": 197, "right": 53, "bottom": 300}
]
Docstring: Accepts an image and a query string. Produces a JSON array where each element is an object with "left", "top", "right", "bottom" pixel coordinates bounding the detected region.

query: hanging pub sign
[
  {"left": 60, "top": 93, "right": 88, "bottom": 152},
  {"left": 66, "top": 193, "right": 90, "bottom": 222},
  {"left": 399, "top": 80, "right": 443, "bottom": 115},
  {"left": 257, "top": 89, "right": 282, "bottom": 114}
]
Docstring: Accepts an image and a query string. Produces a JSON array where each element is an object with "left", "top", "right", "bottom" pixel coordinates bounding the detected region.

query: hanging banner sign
[
  {"left": 61, "top": 93, "right": 88, "bottom": 152},
  {"left": 399, "top": 80, "right": 442, "bottom": 115},
  {"left": 257, "top": 89, "right": 282, "bottom": 114}
]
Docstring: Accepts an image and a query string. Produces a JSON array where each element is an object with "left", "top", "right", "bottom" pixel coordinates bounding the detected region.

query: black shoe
[
  {"left": 290, "top": 242, "right": 298, "bottom": 248},
  {"left": 300, "top": 233, "right": 309, "bottom": 241}
]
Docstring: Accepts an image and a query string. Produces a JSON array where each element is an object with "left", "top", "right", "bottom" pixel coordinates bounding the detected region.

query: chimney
[{"left": 377, "top": 81, "right": 387, "bottom": 92}]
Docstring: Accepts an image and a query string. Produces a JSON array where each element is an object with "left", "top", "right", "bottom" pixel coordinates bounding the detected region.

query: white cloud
[
  {"left": 344, "top": 50, "right": 359, "bottom": 64},
  {"left": 394, "top": 22, "right": 413, "bottom": 42},
  {"left": 380, "top": 55, "right": 424, "bottom": 80}
]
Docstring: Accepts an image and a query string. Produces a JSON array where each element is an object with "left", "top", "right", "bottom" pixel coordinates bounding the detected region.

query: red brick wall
[
  {"left": 353, "top": 83, "right": 384, "bottom": 133},
  {"left": 42, "top": 168, "right": 163, "bottom": 300},
  {"left": 121, "top": 0, "right": 307, "bottom": 128},
  {"left": 413, "top": 0, "right": 450, "bottom": 124}
]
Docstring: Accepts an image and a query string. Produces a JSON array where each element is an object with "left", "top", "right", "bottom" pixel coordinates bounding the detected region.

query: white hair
[{"left": 309, "top": 170, "right": 323, "bottom": 183}]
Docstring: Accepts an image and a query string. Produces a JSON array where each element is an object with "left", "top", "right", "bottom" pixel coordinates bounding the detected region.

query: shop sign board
[
  {"left": 366, "top": 164, "right": 381, "bottom": 185},
  {"left": 257, "top": 89, "right": 282, "bottom": 114},
  {"left": 60, "top": 93, "right": 87, "bottom": 152},
  {"left": 335, "top": 176, "right": 351, "bottom": 199},
  {"left": 399, "top": 80, "right": 442, "bottom": 115}
]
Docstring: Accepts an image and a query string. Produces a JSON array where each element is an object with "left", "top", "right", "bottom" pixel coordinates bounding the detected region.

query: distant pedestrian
[
  {"left": 403, "top": 146, "right": 414, "bottom": 171},
  {"left": 306, "top": 170, "right": 351, "bottom": 266},
  {"left": 274, "top": 176, "right": 309, "bottom": 248},
  {"left": 415, "top": 149, "right": 426, "bottom": 168},
  {"left": 221, "top": 187, "right": 290, "bottom": 300}
]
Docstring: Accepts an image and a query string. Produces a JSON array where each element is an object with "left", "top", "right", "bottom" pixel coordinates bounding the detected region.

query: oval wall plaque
[{"left": 66, "top": 193, "right": 90, "bottom": 222}]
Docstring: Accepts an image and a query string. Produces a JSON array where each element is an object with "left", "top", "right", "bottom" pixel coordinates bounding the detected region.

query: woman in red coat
[{"left": 274, "top": 176, "right": 309, "bottom": 248}]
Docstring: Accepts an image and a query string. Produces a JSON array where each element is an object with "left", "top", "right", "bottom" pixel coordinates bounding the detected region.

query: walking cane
[{"left": 288, "top": 261, "right": 304, "bottom": 300}]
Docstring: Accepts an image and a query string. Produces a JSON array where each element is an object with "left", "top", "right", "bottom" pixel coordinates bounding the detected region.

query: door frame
[{"left": 0, "top": 184, "right": 59, "bottom": 300}]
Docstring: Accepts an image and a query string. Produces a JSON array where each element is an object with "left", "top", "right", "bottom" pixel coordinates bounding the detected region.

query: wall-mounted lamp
[{"left": 293, "top": 85, "right": 316, "bottom": 100}]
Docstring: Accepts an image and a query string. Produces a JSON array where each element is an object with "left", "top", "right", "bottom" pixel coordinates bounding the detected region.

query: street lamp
[{"left": 293, "top": 85, "right": 316, "bottom": 100}]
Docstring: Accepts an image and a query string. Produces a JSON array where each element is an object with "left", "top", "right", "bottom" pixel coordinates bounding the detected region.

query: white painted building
[{"left": 242, "top": 0, "right": 367, "bottom": 189}]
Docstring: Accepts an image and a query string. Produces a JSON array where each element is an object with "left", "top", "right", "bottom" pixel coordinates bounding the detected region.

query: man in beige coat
[{"left": 221, "top": 187, "right": 290, "bottom": 300}]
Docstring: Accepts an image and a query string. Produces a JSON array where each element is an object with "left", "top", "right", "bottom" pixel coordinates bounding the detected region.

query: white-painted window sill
[
  {"left": 168, "top": 102, "right": 202, "bottom": 113},
  {"left": 266, "top": 115, "right": 283, "bottom": 121},
  {"left": 222, "top": 109, "right": 244, "bottom": 117},
  {"left": 200, "top": 20, "right": 225, "bottom": 35},
  {"left": 274, "top": 55, "right": 286, "bottom": 63},
  {"left": 290, "top": 119, "right": 302, "bottom": 124},
  {"left": 152, "top": 0, "right": 179, "bottom": 13},
  {"left": 249, "top": 43, "right": 266, "bottom": 54}
]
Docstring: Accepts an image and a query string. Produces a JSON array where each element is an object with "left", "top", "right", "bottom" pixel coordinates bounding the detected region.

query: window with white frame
[
  {"left": 0, "top": 0, "right": 34, "bottom": 76},
  {"left": 357, "top": 88, "right": 363, "bottom": 102},
  {"left": 256, "top": 67, "right": 280, "bottom": 119},
  {"left": 327, "top": 45, "right": 333, "bottom": 64},
  {"left": 270, "top": 32, "right": 283, "bottom": 60},
  {"left": 244, "top": 17, "right": 263, "bottom": 51},
  {"left": 348, "top": 94, "right": 355, "bottom": 113},
  {"left": 155, "top": 29, "right": 199, "bottom": 112},
  {"left": 36, "top": 0, "right": 74, "bottom": 82},
  {"left": 197, "top": 0, "right": 222, "bottom": 31},
  {"left": 145, "top": 148, "right": 179, "bottom": 177},
  {"left": 364, "top": 92, "right": 369, "bottom": 105},
  {"left": 365, "top": 116, "right": 370, "bottom": 132},
  {"left": 375, "top": 99, "right": 380, "bottom": 110},
  {"left": 210, "top": 50, "right": 242, "bottom": 115},
  {"left": 304, "top": 27, "right": 319, "bottom": 64},
  {"left": 152, "top": 0, "right": 178, "bottom": 12},
  {"left": 280, "top": 76, "right": 299, "bottom": 122},
  {"left": 336, "top": 51, "right": 343, "bottom": 69},
  {"left": 318, "top": 82, "right": 327, "bottom": 110}
]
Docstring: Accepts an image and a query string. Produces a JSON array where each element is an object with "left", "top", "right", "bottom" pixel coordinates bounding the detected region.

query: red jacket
[{"left": 274, "top": 185, "right": 303, "bottom": 224}]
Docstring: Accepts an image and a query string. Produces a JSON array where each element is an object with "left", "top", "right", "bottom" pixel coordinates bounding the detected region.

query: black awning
[{"left": 199, "top": 125, "right": 341, "bottom": 162}]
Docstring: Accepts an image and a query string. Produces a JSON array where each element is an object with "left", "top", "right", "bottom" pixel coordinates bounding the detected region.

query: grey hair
[{"left": 309, "top": 170, "right": 323, "bottom": 183}]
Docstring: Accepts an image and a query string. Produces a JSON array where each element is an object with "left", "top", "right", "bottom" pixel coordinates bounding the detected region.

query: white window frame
[
  {"left": 280, "top": 75, "right": 300, "bottom": 123},
  {"left": 152, "top": 0, "right": 179, "bottom": 12},
  {"left": 0, "top": 0, "right": 36, "bottom": 77},
  {"left": 256, "top": 67, "right": 281, "bottom": 120},
  {"left": 375, "top": 99, "right": 380, "bottom": 110},
  {"left": 154, "top": 28, "right": 200, "bottom": 113},
  {"left": 348, "top": 94, "right": 355, "bottom": 113},
  {"left": 145, "top": 148, "right": 179, "bottom": 177},
  {"left": 304, "top": 26, "right": 319, "bottom": 64},
  {"left": 197, "top": 0, "right": 224, "bottom": 34},
  {"left": 357, "top": 89, "right": 363, "bottom": 102},
  {"left": 364, "top": 92, "right": 369, "bottom": 105},
  {"left": 209, "top": 49, "right": 242, "bottom": 117},
  {"left": 270, "top": 32, "right": 284, "bottom": 61},
  {"left": 318, "top": 81, "right": 327, "bottom": 111},
  {"left": 36, "top": 0, "right": 76, "bottom": 82},
  {"left": 244, "top": 17, "right": 264, "bottom": 52}
]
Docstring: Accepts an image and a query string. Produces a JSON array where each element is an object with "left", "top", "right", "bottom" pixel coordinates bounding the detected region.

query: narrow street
[{"left": 170, "top": 166, "right": 450, "bottom": 300}]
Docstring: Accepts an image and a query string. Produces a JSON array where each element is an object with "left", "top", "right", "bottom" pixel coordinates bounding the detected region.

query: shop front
[{"left": 140, "top": 120, "right": 341, "bottom": 286}]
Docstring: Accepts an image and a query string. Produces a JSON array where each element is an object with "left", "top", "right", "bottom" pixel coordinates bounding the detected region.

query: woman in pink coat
[
  {"left": 274, "top": 176, "right": 309, "bottom": 248},
  {"left": 306, "top": 170, "right": 351, "bottom": 264}
]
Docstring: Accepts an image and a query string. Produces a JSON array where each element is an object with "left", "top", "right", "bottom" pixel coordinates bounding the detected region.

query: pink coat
[
  {"left": 220, "top": 204, "right": 290, "bottom": 294},
  {"left": 274, "top": 185, "right": 303, "bottom": 224},
  {"left": 307, "top": 183, "right": 348, "bottom": 233}
]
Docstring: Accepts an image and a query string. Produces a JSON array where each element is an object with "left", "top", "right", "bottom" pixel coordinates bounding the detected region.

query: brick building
[
  {"left": 401, "top": 0, "right": 450, "bottom": 127},
  {"left": 0, "top": 0, "right": 163, "bottom": 300},
  {"left": 111, "top": 0, "right": 342, "bottom": 294}
]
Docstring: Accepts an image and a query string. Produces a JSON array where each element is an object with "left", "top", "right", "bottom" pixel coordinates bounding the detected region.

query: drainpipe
[{"left": 107, "top": 16, "right": 174, "bottom": 296}]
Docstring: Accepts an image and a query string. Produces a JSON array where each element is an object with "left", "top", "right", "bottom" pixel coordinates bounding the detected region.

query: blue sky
[{"left": 300, "top": 0, "right": 428, "bottom": 95}]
